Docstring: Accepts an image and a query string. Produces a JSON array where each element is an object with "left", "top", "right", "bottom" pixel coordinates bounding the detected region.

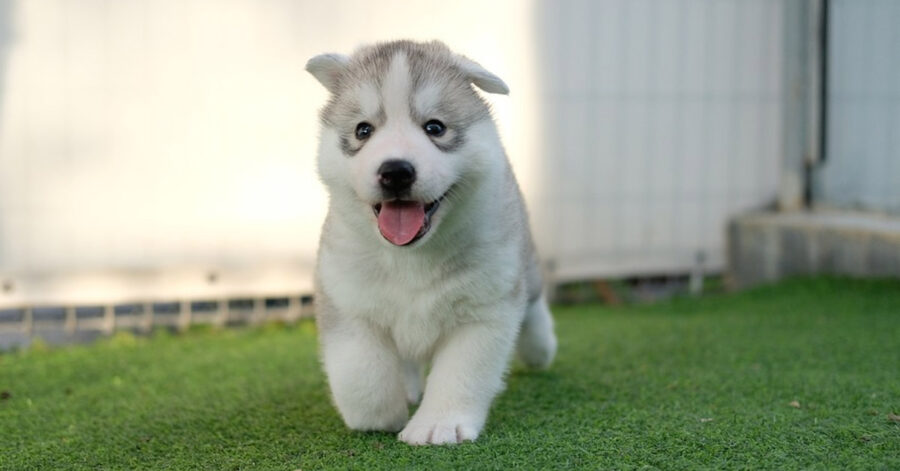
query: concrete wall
[{"left": 729, "top": 211, "right": 900, "bottom": 288}]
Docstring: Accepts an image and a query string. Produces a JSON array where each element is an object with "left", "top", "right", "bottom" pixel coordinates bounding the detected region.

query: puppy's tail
[{"left": 516, "top": 294, "right": 557, "bottom": 369}]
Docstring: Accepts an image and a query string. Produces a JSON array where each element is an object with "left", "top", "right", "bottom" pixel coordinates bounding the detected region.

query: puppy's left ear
[
  {"left": 456, "top": 55, "right": 509, "bottom": 95},
  {"left": 306, "top": 53, "right": 350, "bottom": 93}
]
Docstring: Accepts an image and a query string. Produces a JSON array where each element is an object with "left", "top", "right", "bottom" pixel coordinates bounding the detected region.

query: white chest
[{"left": 318, "top": 241, "right": 521, "bottom": 360}]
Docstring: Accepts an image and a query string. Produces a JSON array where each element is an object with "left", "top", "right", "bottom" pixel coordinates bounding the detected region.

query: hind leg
[
  {"left": 403, "top": 359, "right": 424, "bottom": 405},
  {"left": 516, "top": 295, "right": 557, "bottom": 369}
]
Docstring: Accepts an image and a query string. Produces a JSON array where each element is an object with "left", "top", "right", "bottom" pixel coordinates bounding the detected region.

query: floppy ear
[
  {"left": 456, "top": 55, "right": 509, "bottom": 95},
  {"left": 305, "top": 53, "right": 350, "bottom": 93}
]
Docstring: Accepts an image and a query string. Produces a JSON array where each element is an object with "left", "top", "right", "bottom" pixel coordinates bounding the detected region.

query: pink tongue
[{"left": 377, "top": 201, "right": 426, "bottom": 246}]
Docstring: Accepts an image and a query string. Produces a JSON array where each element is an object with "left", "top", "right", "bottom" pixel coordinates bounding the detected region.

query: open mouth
[{"left": 372, "top": 195, "right": 445, "bottom": 246}]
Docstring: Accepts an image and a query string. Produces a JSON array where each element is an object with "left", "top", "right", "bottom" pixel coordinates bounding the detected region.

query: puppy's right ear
[
  {"left": 456, "top": 55, "right": 509, "bottom": 95},
  {"left": 306, "top": 53, "right": 350, "bottom": 93}
]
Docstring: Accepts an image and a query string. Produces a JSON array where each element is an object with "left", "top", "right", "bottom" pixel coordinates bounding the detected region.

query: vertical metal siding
[
  {"left": 0, "top": 0, "right": 797, "bottom": 288},
  {"left": 817, "top": 0, "right": 900, "bottom": 215},
  {"left": 0, "top": 0, "right": 534, "bottom": 275},
  {"left": 533, "top": 0, "right": 787, "bottom": 280}
]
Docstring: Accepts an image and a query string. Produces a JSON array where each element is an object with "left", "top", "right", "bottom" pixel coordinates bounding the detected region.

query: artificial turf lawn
[{"left": 1, "top": 277, "right": 898, "bottom": 470}]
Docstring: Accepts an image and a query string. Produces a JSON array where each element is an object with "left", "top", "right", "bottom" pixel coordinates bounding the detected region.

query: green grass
[{"left": 1, "top": 277, "right": 899, "bottom": 470}]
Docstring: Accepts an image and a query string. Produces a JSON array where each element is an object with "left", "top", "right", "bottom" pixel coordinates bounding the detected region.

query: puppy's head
[{"left": 307, "top": 40, "right": 508, "bottom": 247}]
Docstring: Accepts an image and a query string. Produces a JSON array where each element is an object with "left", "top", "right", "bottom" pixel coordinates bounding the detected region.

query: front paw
[{"left": 398, "top": 413, "right": 481, "bottom": 445}]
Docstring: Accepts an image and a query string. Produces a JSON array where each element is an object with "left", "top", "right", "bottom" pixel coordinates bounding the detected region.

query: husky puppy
[{"left": 306, "top": 40, "right": 556, "bottom": 445}]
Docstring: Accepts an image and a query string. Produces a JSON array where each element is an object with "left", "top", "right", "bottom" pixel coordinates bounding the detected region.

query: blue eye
[
  {"left": 423, "top": 120, "right": 446, "bottom": 137},
  {"left": 355, "top": 122, "right": 374, "bottom": 140}
]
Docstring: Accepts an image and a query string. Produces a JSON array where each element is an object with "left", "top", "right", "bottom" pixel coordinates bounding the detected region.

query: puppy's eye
[
  {"left": 355, "top": 122, "right": 374, "bottom": 140},
  {"left": 423, "top": 120, "right": 446, "bottom": 137}
]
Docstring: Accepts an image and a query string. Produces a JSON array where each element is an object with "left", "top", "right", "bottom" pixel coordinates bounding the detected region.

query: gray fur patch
[
  {"left": 340, "top": 136, "right": 361, "bottom": 157},
  {"left": 432, "top": 129, "right": 467, "bottom": 153},
  {"left": 318, "top": 40, "right": 495, "bottom": 155},
  {"left": 334, "top": 108, "right": 386, "bottom": 158}
]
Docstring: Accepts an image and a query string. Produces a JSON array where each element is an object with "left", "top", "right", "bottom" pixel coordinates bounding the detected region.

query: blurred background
[{"left": 0, "top": 0, "right": 898, "bottom": 345}]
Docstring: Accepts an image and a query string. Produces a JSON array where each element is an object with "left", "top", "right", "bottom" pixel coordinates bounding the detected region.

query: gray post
[
  {"left": 178, "top": 301, "right": 191, "bottom": 332},
  {"left": 64, "top": 306, "right": 76, "bottom": 335},
  {"left": 22, "top": 306, "right": 33, "bottom": 337},
  {"left": 103, "top": 305, "right": 115, "bottom": 335},
  {"left": 287, "top": 296, "right": 300, "bottom": 323},
  {"left": 217, "top": 298, "right": 229, "bottom": 327},
  {"left": 142, "top": 302, "right": 154, "bottom": 333},
  {"left": 779, "top": 0, "right": 825, "bottom": 211},
  {"left": 251, "top": 298, "right": 264, "bottom": 325}
]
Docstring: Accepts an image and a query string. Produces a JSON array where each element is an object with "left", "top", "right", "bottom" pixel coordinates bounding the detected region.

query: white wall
[
  {"left": 0, "top": 0, "right": 537, "bottom": 275},
  {"left": 817, "top": 0, "right": 900, "bottom": 215},
  {"left": 0, "top": 0, "right": 792, "bottom": 294},
  {"left": 533, "top": 0, "right": 787, "bottom": 280}
]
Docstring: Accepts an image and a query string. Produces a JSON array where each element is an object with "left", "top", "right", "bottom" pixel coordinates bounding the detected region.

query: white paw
[
  {"left": 339, "top": 397, "right": 409, "bottom": 433},
  {"left": 346, "top": 413, "right": 408, "bottom": 433},
  {"left": 405, "top": 387, "right": 422, "bottom": 406},
  {"left": 398, "top": 414, "right": 481, "bottom": 445}
]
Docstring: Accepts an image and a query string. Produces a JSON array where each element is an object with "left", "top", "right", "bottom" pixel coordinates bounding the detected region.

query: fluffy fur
[{"left": 307, "top": 40, "right": 557, "bottom": 445}]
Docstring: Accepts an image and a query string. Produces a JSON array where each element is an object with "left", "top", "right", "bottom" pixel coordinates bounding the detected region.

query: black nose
[{"left": 377, "top": 159, "right": 416, "bottom": 193}]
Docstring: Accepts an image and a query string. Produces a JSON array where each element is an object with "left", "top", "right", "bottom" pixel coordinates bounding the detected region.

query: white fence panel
[
  {"left": 531, "top": 0, "right": 787, "bottom": 281},
  {"left": 0, "top": 0, "right": 794, "bottom": 309},
  {"left": 816, "top": 0, "right": 900, "bottom": 215},
  {"left": 0, "top": 0, "right": 536, "bottom": 307}
]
